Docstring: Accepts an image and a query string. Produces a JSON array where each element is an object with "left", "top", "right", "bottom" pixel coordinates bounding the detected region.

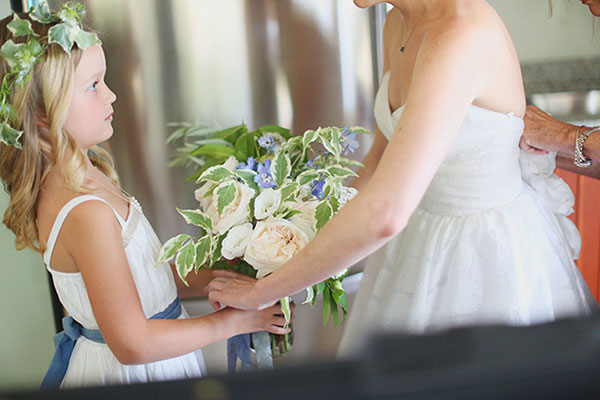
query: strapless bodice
[{"left": 374, "top": 71, "right": 525, "bottom": 216}]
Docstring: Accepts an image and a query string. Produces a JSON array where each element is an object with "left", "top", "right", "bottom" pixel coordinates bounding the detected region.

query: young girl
[
  {"left": 0, "top": 8, "right": 288, "bottom": 389},
  {"left": 207, "top": 0, "right": 598, "bottom": 356}
]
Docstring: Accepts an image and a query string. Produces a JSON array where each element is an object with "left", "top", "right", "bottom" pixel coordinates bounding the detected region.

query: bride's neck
[{"left": 389, "top": 0, "right": 446, "bottom": 22}]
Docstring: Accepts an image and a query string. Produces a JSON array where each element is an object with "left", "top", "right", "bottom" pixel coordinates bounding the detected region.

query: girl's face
[
  {"left": 582, "top": 0, "right": 600, "bottom": 16},
  {"left": 63, "top": 45, "right": 116, "bottom": 150}
]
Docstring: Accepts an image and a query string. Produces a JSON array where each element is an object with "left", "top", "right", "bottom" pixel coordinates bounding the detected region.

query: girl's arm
[
  {"left": 208, "top": 20, "right": 495, "bottom": 310},
  {"left": 64, "top": 201, "right": 288, "bottom": 365}
]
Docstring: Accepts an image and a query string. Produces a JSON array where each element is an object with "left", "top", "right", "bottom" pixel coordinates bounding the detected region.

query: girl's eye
[{"left": 90, "top": 81, "right": 99, "bottom": 91}]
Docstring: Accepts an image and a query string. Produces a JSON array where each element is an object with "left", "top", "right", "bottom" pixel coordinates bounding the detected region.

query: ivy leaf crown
[{"left": 0, "top": 0, "right": 101, "bottom": 149}]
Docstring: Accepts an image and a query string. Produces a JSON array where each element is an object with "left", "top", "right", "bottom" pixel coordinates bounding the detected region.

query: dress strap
[{"left": 43, "top": 195, "right": 126, "bottom": 267}]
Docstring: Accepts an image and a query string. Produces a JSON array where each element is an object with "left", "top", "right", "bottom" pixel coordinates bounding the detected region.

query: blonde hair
[{"left": 0, "top": 13, "right": 119, "bottom": 253}]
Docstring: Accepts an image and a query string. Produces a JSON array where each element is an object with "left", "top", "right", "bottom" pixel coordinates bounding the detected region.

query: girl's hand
[
  {"left": 208, "top": 270, "right": 274, "bottom": 311},
  {"left": 229, "top": 303, "right": 294, "bottom": 336}
]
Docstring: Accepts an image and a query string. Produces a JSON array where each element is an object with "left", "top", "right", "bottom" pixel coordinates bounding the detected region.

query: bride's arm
[{"left": 209, "top": 20, "right": 491, "bottom": 310}]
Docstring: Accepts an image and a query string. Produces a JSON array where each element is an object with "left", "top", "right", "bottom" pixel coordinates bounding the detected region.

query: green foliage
[
  {"left": 0, "top": 1, "right": 100, "bottom": 150},
  {"left": 176, "top": 208, "right": 212, "bottom": 233},
  {"left": 156, "top": 234, "right": 190, "bottom": 265},
  {"left": 163, "top": 120, "right": 372, "bottom": 327},
  {"left": 216, "top": 182, "right": 237, "bottom": 215}
]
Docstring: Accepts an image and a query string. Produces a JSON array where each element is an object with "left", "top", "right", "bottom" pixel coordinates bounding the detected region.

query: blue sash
[{"left": 40, "top": 297, "right": 182, "bottom": 389}]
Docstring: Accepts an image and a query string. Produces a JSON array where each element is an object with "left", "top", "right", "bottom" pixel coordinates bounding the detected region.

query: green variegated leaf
[
  {"left": 8, "top": 14, "right": 36, "bottom": 37},
  {"left": 271, "top": 151, "right": 291, "bottom": 187},
  {"left": 0, "top": 40, "right": 24, "bottom": 68},
  {"left": 210, "top": 234, "right": 226, "bottom": 267},
  {"left": 303, "top": 286, "right": 315, "bottom": 305},
  {"left": 338, "top": 158, "right": 364, "bottom": 169},
  {"left": 176, "top": 208, "right": 212, "bottom": 232},
  {"left": 156, "top": 233, "right": 190, "bottom": 265},
  {"left": 330, "top": 279, "right": 345, "bottom": 303},
  {"left": 322, "top": 286, "right": 331, "bottom": 326},
  {"left": 234, "top": 169, "right": 259, "bottom": 191},
  {"left": 297, "top": 170, "right": 319, "bottom": 186},
  {"left": 48, "top": 23, "right": 75, "bottom": 54},
  {"left": 216, "top": 182, "right": 236, "bottom": 215},
  {"left": 73, "top": 28, "right": 101, "bottom": 50},
  {"left": 328, "top": 195, "right": 340, "bottom": 213},
  {"left": 315, "top": 200, "right": 333, "bottom": 231},
  {"left": 29, "top": 1, "right": 54, "bottom": 23},
  {"left": 282, "top": 209, "right": 302, "bottom": 219},
  {"left": 175, "top": 240, "right": 196, "bottom": 285},
  {"left": 190, "top": 143, "right": 235, "bottom": 159},
  {"left": 0, "top": 123, "right": 22, "bottom": 149},
  {"left": 196, "top": 166, "right": 234, "bottom": 183},
  {"left": 348, "top": 126, "right": 372, "bottom": 135},
  {"left": 195, "top": 235, "right": 212, "bottom": 270},
  {"left": 327, "top": 166, "right": 357, "bottom": 179},
  {"left": 279, "top": 182, "right": 298, "bottom": 202},
  {"left": 302, "top": 129, "right": 319, "bottom": 151},
  {"left": 280, "top": 296, "right": 291, "bottom": 324}
]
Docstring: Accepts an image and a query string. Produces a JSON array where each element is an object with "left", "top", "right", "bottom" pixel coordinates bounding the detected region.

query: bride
[{"left": 208, "top": 0, "right": 598, "bottom": 355}]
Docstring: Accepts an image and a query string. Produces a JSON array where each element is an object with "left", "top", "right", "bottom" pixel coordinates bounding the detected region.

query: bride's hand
[{"left": 208, "top": 270, "right": 274, "bottom": 311}]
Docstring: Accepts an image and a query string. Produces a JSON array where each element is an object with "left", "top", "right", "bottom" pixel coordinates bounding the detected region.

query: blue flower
[
  {"left": 258, "top": 135, "right": 277, "bottom": 152},
  {"left": 311, "top": 179, "right": 326, "bottom": 200},
  {"left": 254, "top": 159, "right": 277, "bottom": 188},
  {"left": 340, "top": 127, "right": 359, "bottom": 155},
  {"left": 306, "top": 154, "right": 321, "bottom": 169},
  {"left": 237, "top": 156, "right": 256, "bottom": 171}
]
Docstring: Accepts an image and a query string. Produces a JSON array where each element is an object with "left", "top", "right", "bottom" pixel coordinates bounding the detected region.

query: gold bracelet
[{"left": 574, "top": 126, "right": 600, "bottom": 168}]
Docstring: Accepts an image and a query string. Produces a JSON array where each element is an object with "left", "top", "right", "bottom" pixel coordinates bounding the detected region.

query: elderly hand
[{"left": 520, "top": 105, "right": 574, "bottom": 155}]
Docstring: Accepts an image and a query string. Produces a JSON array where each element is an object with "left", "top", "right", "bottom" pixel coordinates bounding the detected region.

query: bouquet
[{"left": 157, "top": 122, "right": 369, "bottom": 362}]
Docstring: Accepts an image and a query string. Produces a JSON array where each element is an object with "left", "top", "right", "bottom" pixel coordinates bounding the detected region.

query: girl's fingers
[
  {"left": 209, "top": 299, "right": 222, "bottom": 311},
  {"left": 266, "top": 325, "right": 291, "bottom": 335}
]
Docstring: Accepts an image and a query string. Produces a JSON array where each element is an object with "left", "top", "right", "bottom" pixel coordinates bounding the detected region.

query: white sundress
[{"left": 44, "top": 195, "right": 206, "bottom": 388}]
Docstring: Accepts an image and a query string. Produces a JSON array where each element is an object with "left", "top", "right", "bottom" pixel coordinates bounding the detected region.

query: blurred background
[{"left": 0, "top": 0, "right": 599, "bottom": 392}]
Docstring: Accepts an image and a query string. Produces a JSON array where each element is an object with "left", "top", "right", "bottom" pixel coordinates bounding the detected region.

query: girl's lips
[{"left": 105, "top": 113, "right": 114, "bottom": 121}]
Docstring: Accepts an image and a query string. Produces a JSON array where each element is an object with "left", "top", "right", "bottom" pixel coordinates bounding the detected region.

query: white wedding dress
[{"left": 338, "top": 71, "right": 598, "bottom": 357}]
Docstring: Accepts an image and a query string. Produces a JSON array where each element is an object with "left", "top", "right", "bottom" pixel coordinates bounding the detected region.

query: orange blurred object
[{"left": 556, "top": 168, "right": 600, "bottom": 302}]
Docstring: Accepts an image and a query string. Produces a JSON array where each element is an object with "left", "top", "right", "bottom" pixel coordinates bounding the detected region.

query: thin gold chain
[
  {"left": 399, "top": 9, "right": 427, "bottom": 53},
  {"left": 86, "top": 175, "right": 132, "bottom": 204}
]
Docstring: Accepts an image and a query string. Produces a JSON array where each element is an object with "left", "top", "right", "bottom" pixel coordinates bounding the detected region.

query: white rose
[
  {"left": 194, "top": 182, "right": 213, "bottom": 211},
  {"left": 206, "top": 180, "right": 255, "bottom": 235},
  {"left": 221, "top": 223, "right": 253, "bottom": 260},
  {"left": 289, "top": 200, "right": 318, "bottom": 240},
  {"left": 244, "top": 217, "right": 310, "bottom": 279},
  {"left": 254, "top": 188, "right": 281, "bottom": 220},
  {"left": 223, "top": 155, "right": 240, "bottom": 171}
]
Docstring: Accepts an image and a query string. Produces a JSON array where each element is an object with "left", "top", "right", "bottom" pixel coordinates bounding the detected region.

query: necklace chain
[
  {"left": 399, "top": 10, "right": 427, "bottom": 54},
  {"left": 86, "top": 175, "right": 141, "bottom": 213}
]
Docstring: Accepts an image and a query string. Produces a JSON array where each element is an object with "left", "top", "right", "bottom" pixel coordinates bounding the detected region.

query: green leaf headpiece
[{"left": 0, "top": 0, "right": 101, "bottom": 149}]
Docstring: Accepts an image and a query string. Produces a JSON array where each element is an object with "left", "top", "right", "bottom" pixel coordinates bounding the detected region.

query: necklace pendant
[{"left": 400, "top": 45, "right": 405, "bottom": 53}]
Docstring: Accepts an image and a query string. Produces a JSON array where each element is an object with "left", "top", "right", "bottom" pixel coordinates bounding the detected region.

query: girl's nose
[{"left": 104, "top": 85, "right": 117, "bottom": 104}]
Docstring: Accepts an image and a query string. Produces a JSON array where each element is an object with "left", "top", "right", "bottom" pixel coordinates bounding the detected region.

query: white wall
[{"left": 487, "top": 0, "right": 600, "bottom": 62}]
